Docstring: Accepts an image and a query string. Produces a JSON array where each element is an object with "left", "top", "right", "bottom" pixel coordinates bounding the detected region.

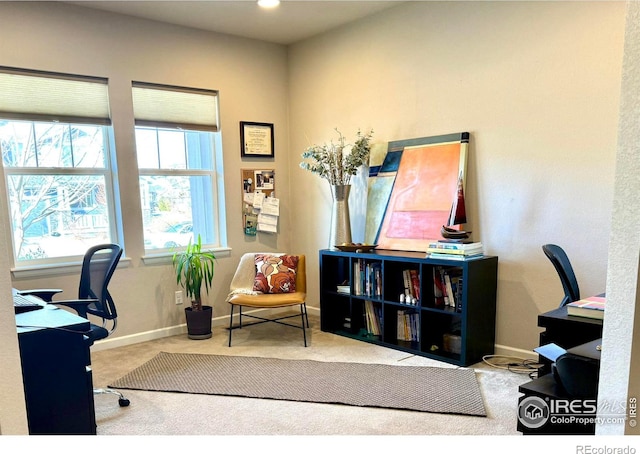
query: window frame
[
  {"left": 1, "top": 120, "right": 121, "bottom": 271},
  {"left": 131, "top": 81, "right": 227, "bottom": 258},
  {"left": 137, "top": 126, "right": 227, "bottom": 256},
  {"left": 0, "top": 67, "right": 121, "bottom": 272}
]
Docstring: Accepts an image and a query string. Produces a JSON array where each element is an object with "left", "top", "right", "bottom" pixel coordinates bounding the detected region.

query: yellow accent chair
[{"left": 227, "top": 253, "right": 309, "bottom": 347}]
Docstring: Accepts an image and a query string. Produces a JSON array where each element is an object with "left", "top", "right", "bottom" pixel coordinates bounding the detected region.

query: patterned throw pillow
[{"left": 253, "top": 254, "right": 299, "bottom": 294}]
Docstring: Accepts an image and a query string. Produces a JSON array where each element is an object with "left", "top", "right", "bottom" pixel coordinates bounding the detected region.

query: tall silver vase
[{"left": 329, "top": 184, "right": 352, "bottom": 248}]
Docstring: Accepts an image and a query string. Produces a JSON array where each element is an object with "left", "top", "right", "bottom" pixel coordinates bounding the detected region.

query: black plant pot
[{"left": 185, "top": 305, "right": 213, "bottom": 340}]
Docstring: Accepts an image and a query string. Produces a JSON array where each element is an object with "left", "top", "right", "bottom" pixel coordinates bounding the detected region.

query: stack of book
[
  {"left": 432, "top": 266, "right": 463, "bottom": 310},
  {"left": 364, "top": 300, "right": 381, "bottom": 337},
  {"left": 397, "top": 309, "right": 419, "bottom": 343},
  {"left": 567, "top": 295, "right": 606, "bottom": 320},
  {"left": 426, "top": 241, "right": 484, "bottom": 260}
]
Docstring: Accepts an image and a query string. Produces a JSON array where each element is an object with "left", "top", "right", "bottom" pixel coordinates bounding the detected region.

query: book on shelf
[
  {"left": 401, "top": 268, "right": 420, "bottom": 304},
  {"left": 436, "top": 238, "right": 477, "bottom": 244},
  {"left": 426, "top": 241, "right": 484, "bottom": 258},
  {"left": 353, "top": 259, "right": 381, "bottom": 298},
  {"left": 444, "top": 273, "right": 455, "bottom": 308},
  {"left": 402, "top": 269, "right": 412, "bottom": 298},
  {"left": 427, "top": 252, "right": 484, "bottom": 260},
  {"left": 439, "top": 267, "right": 450, "bottom": 306},
  {"left": 409, "top": 269, "right": 421, "bottom": 301},
  {"left": 396, "top": 309, "right": 419, "bottom": 342},
  {"left": 567, "top": 295, "right": 605, "bottom": 320},
  {"left": 432, "top": 267, "right": 446, "bottom": 307},
  {"left": 426, "top": 247, "right": 483, "bottom": 256},
  {"left": 364, "top": 300, "right": 381, "bottom": 336},
  {"left": 428, "top": 241, "right": 483, "bottom": 251},
  {"left": 336, "top": 285, "right": 350, "bottom": 294},
  {"left": 433, "top": 266, "right": 463, "bottom": 310},
  {"left": 454, "top": 275, "right": 463, "bottom": 312}
]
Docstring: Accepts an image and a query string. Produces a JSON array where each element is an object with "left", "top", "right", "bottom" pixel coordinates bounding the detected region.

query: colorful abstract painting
[{"left": 375, "top": 132, "right": 469, "bottom": 252}]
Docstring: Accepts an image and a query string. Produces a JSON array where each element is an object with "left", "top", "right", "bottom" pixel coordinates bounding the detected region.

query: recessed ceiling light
[{"left": 258, "top": 0, "right": 280, "bottom": 8}]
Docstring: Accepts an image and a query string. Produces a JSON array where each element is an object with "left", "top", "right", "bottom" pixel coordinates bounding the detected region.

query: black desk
[
  {"left": 537, "top": 305, "right": 603, "bottom": 376},
  {"left": 516, "top": 306, "right": 604, "bottom": 436},
  {"left": 517, "top": 374, "right": 597, "bottom": 435},
  {"left": 16, "top": 306, "right": 96, "bottom": 435}
]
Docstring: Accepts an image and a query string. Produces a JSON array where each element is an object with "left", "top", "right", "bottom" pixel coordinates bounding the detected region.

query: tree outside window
[{"left": 0, "top": 119, "right": 116, "bottom": 262}]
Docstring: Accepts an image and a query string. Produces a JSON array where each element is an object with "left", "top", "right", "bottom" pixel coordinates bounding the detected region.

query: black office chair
[
  {"left": 542, "top": 244, "right": 580, "bottom": 307},
  {"left": 20, "top": 243, "right": 130, "bottom": 407}
]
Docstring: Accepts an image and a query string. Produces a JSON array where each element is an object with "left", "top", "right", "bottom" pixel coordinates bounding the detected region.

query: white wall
[{"left": 288, "top": 0, "right": 626, "bottom": 356}]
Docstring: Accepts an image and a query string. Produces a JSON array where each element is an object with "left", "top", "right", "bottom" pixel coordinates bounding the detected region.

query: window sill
[
  {"left": 141, "top": 246, "right": 231, "bottom": 266},
  {"left": 11, "top": 256, "right": 132, "bottom": 280}
]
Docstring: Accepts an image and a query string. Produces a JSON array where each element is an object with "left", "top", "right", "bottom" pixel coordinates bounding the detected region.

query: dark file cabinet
[{"left": 16, "top": 307, "right": 96, "bottom": 435}]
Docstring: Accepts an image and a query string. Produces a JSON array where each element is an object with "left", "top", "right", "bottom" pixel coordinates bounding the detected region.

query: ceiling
[{"left": 67, "top": 1, "right": 404, "bottom": 45}]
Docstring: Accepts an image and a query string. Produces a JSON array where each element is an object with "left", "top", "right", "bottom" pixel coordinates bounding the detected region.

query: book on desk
[{"left": 567, "top": 295, "right": 605, "bottom": 320}]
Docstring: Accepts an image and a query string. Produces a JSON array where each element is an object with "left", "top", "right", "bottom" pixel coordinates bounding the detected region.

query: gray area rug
[{"left": 109, "top": 352, "right": 486, "bottom": 416}]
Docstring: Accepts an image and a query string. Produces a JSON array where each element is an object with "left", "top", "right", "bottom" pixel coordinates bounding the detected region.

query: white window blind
[
  {"left": 0, "top": 66, "right": 110, "bottom": 125},
  {"left": 132, "top": 82, "right": 219, "bottom": 132}
]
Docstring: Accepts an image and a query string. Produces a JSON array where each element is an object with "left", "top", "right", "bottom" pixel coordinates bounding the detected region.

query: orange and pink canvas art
[{"left": 375, "top": 133, "right": 468, "bottom": 252}]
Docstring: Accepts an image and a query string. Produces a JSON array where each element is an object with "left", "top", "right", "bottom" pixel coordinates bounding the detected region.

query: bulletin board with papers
[{"left": 241, "top": 169, "right": 279, "bottom": 235}]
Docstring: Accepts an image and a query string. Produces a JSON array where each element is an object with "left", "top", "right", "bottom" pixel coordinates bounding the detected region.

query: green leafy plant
[
  {"left": 300, "top": 128, "right": 373, "bottom": 185},
  {"left": 172, "top": 234, "right": 216, "bottom": 311}
]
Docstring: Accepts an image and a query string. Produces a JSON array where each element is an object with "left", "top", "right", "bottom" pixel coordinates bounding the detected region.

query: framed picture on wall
[{"left": 240, "top": 121, "right": 274, "bottom": 158}]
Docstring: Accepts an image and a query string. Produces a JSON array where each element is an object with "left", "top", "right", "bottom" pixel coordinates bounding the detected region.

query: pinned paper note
[{"left": 242, "top": 169, "right": 278, "bottom": 235}]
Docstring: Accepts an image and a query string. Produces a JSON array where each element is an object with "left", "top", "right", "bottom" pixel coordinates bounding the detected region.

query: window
[
  {"left": 0, "top": 67, "right": 119, "bottom": 266},
  {"left": 132, "top": 82, "right": 226, "bottom": 253}
]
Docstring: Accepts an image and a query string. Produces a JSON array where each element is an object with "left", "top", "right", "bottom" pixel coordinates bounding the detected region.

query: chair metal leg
[
  {"left": 300, "top": 304, "right": 307, "bottom": 347},
  {"left": 228, "top": 304, "right": 234, "bottom": 347},
  {"left": 303, "top": 302, "right": 310, "bottom": 328},
  {"left": 229, "top": 302, "right": 308, "bottom": 347}
]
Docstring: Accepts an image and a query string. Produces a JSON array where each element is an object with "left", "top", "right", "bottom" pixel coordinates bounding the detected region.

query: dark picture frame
[{"left": 240, "top": 121, "right": 274, "bottom": 158}]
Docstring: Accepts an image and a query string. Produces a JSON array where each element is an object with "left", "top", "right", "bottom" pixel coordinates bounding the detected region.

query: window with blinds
[
  {"left": 131, "top": 81, "right": 226, "bottom": 252},
  {"left": 0, "top": 67, "right": 120, "bottom": 266}
]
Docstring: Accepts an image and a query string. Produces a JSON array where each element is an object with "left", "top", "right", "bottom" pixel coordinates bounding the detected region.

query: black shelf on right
[{"left": 319, "top": 248, "right": 498, "bottom": 367}]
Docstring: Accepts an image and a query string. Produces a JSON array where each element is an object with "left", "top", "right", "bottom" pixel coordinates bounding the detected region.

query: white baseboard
[
  {"left": 92, "top": 305, "right": 321, "bottom": 352},
  {"left": 92, "top": 306, "right": 535, "bottom": 361},
  {"left": 492, "top": 343, "right": 538, "bottom": 361}
]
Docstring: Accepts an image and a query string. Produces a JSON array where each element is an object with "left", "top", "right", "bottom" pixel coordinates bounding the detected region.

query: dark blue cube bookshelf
[{"left": 319, "top": 248, "right": 498, "bottom": 366}]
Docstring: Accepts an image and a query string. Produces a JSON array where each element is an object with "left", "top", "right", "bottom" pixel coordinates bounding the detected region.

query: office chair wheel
[{"left": 118, "top": 397, "right": 130, "bottom": 407}]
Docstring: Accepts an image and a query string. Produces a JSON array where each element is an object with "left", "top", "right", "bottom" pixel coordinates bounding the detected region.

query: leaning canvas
[{"left": 375, "top": 132, "right": 469, "bottom": 252}]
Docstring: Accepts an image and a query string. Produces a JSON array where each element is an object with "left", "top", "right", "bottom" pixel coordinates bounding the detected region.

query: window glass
[
  {"left": 137, "top": 126, "right": 221, "bottom": 252},
  {"left": 0, "top": 119, "right": 117, "bottom": 263}
]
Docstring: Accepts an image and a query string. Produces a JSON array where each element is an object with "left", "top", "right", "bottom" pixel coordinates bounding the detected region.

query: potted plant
[{"left": 172, "top": 234, "right": 216, "bottom": 339}]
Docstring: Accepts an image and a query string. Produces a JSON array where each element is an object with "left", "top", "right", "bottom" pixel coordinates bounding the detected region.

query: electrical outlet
[{"left": 175, "top": 291, "right": 183, "bottom": 305}]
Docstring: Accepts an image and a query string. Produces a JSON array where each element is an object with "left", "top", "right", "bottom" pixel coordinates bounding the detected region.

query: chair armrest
[
  {"left": 51, "top": 298, "right": 99, "bottom": 318},
  {"left": 16, "top": 288, "right": 63, "bottom": 302}
]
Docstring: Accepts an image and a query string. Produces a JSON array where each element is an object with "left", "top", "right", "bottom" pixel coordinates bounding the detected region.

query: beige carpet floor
[{"left": 90, "top": 313, "right": 533, "bottom": 437}]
